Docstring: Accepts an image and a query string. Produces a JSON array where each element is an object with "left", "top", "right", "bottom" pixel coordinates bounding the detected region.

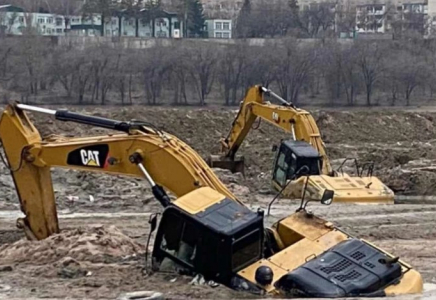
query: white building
[
  {"left": 356, "top": 4, "right": 387, "bottom": 33},
  {"left": 70, "top": 11, "right": 183, "bottom": 38},
  {"left": 0, "top": 4, "right": 70, "bottom": 36},
  {"left": 0, "top": 5, "right": 70, "bottom": 36},
  {"left": 205, "top": 19, "right": 232, "bottom": 38},
  {"left": 0, "top": 4, "right": 183, "bottom": 38},
  {"left": 32, "top": 13, "right": 69, "bottom": 36}
]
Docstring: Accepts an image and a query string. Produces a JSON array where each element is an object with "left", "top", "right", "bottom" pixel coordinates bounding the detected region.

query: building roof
[
  {"left": 0, "top": 4, "right": 24, "bottom": 12},
  {"left": 70, "top": 24, "right": 101, "bottom": 30},
  {"left": 112, "top": 8, "right": 178, "bottom": 18}
]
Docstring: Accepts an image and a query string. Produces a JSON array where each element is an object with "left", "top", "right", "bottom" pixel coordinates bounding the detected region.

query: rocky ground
[{"left": 1, "top": 106, "right": 436, "bottom": 299}]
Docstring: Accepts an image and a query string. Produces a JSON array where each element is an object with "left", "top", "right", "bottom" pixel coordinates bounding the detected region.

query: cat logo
[
  {"left": 81, "top": 150, "right": 101, "bottom": 167},
  {"left": 67, "top": 145, "right": 109, "bottom": 169}
]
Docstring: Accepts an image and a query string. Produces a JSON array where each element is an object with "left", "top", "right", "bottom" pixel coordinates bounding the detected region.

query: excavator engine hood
[{"left": 274, "top": 238, "right": 402, "bottom": 298}]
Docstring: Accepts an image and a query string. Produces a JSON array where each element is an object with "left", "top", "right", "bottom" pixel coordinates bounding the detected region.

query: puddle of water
[{"left": 0, "top": 210, "right": 151, "bottom": 221}]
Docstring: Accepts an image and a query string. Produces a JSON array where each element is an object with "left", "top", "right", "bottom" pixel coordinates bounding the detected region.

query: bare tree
[
  {"left": 355, "top": 41, "right": 386, "bottom": 106},
  {"left": 217, "top": 43, "right": 248, "bottom": 105},
  {"left": 273, "top": 39, "right": 318, "bottom": 104},
  {"left": 140, "top": 46, "right": 170, "bottom": 105},
  {"left": 236, "top": 0, "right": 297, "bottom": 38},
  {"left": 188, "top": 43, "right": 217, "bottom": 106},
  {"left": 168, "top": 48, "right": 190, "bottom": 105},
  {"left": 297, "top": 2, "right": 336, "bottom": 38}
]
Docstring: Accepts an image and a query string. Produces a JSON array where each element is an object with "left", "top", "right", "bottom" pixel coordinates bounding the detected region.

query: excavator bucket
[{"left": 207, "top": 154, "right": 245, "bottom": 175}]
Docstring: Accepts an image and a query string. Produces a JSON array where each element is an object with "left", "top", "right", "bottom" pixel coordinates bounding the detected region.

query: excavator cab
[
  {"left": 272, "top": 140, "right": 322, "bottom": 188},
  {"left": 152, "top": 188, "right": 265, "bottom": 286}
]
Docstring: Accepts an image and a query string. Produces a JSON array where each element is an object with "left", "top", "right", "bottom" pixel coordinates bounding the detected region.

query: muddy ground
[{"left": 1, "top": 106, "right": 436, "bottom": 299}]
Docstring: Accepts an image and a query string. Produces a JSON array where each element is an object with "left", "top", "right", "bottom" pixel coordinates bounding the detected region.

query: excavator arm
[
  {"left": 0, "top": 103, "right": 238, "bottom": 240},
  {"left": 219, "top": 85, "right": 332, "bottom": 175},
  {"left": 209, "top": 85, "right": 394, "bottom": 204}
]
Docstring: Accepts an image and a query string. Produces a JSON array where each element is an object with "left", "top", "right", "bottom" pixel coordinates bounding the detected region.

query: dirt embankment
[{"left": 1, "top": 106, "right": 436, "bottom": 210}]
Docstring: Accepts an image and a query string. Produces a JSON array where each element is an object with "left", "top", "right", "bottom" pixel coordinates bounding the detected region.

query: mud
[
  {"left": 1, "top": 106, "right": 436, "bottom": 299},
  {"left": 1, "top": 203, "right": 436, "bottom": 299}
]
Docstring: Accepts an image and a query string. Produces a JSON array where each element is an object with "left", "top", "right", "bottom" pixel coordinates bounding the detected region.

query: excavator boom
[
  {"left": 216, "top": 86, "right": 331, "bottom": 174},
  {"left": 0, "top": 103, "right": 238, "bottom": 240},
  {"left": 209, "top": 85, "right": 394, "bottom": 204}
]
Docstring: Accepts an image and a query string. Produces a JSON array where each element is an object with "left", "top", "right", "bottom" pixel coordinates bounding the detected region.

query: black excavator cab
[
  {"left": 152, "top": 199, "right": 265, "bottom": 286},
  {"left": 272, "top": 140, "right": 322, "bottom": 188}
]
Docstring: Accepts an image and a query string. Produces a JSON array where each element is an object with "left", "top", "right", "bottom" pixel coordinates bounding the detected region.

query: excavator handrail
[{"left": 336, "top": 157, "right": 375, "bottom": 178}]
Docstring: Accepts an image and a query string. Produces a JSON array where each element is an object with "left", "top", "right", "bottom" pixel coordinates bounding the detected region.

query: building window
[
  {"left": 215, "top": 31, "right": 222, "bottom": 38},
  {"left": 112, "top": 19, "right": 117, "bottom": 25},
  {"left": 19, "top": 16, "right": 24, "bottom": 23},
  {"left": 215, "top": 22, "right": 222, "bottom": 30},
  {"left": 223, "top": 32, "right": 230, "bottom": 38},
  {"left": 38, "top": 18, "right": 45, "bottom": 24},
  {"left": 223, "top": 22, "right": 230, "bottom": 30},
  {"left": 106, "top": 29, "right": 111, "bottom": 35},
  {"left": 157, "top": 30, "right": 167, "bottom": 37},
  {"left": 46, "top": 28, "right": 52, "bottom": 34},
  {"left": 56, "top": 28, "right": 63, "bottom": 33},
  {"left": 56, "top": 18, "right": 63, "bottom": 26},
  {"left": 47, "top": 17, "right": 53, "bottom": 24}
]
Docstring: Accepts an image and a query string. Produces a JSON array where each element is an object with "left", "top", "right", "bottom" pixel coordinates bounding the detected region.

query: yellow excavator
[
  {"left": 0, "top": 103, "right": 422, "bottom": 298},
  {"left": 208, "top": 85, "right": 394, "bottom": 204}
]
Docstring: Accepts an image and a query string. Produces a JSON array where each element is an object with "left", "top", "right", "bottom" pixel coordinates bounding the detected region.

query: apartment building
[
  {"left": 205, "top": 19, "right": 232, "bottom": 38},
  {"left": 0, "top": 4, "right": 183, "bottom": 38},
  {"left": 105, "top": 10, "right": 183, "bottom": 38},
  {"left": 0, "top": 5, "right": 69, "bottom": 36},
  {"left": 356, "top": 3, "right": 387, "bottom": 33},
  {"left": 355, "top": 1, "right": 430, "bottom": 34}
]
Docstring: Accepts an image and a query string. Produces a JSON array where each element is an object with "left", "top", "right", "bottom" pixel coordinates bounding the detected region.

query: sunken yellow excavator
[
  {"left": 208, "top": 85, "right": 394, "bottom": 204},
  {"left": 0, "top": 103, "right": 422, "bottom": 298}
]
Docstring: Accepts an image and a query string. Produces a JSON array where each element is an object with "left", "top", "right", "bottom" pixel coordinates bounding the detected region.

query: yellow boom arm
[
  {"left": 221, "top": 85, "right": 332, "bottom": 175},
  {"left": 0, "top": 104, "right": 239, "bottom": 240},
  {"left": 212, "top": 85, "right": 394, "bottom": 204}
]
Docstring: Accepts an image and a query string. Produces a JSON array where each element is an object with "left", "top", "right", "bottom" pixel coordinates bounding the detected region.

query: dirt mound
[
  {"left": 0, "top": 225, "right": 144, "bottom": 265},
  {"left": 316, "top": 110, "right": 436, "bottom": 144}
]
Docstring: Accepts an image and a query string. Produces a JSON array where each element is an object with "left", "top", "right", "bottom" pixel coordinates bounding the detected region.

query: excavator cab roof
[{"left": 281, "top": 140, "right": 321, "bottom": 159}]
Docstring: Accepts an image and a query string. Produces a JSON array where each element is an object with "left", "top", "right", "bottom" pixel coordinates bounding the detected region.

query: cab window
[
  {"left": 232, "top": 229, "right": 262, "bottom": 272},
  {"left": 159, "top": 214, "right": 199, "bottom": 267},
  {"left": 273, "top": 147, "right": 291, "bottom": 187}
]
